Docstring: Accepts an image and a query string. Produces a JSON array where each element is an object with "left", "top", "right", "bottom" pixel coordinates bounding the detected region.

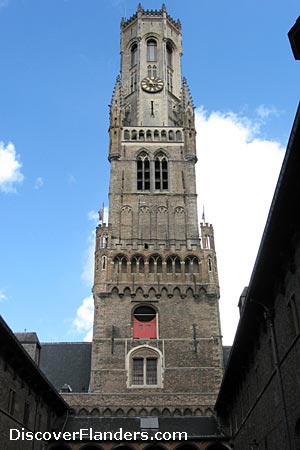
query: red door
[{"left": 133, "top": 317, "right": 156, "bottom": 338}]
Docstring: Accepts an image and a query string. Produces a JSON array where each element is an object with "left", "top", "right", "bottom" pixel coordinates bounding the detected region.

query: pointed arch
[
  {"left": 127, "top": 408, "right": 136, "bottom": 417},
  {"left": 162, "top": 408, "right": 171, "bottom": 416},
  {"left": 137, "top": 151, "right": 150, "bottom": 191},
  {"left": 115, "top": 408, "right": 125, "bottom": 417},
  {"left": 120, "top": 205, "right": 132, "bottom": 240},
  {"left": 157, "top": 205, "right": 168, "bottom": 240},
  {"left": 102, "top": 408, "right": 112, "bottom": 417},
  {"left": 174, "top": 206, "right": 186, "bottom": 240},
  {"left": 183, "top": 408, "right": 193, "bottom": 416}
]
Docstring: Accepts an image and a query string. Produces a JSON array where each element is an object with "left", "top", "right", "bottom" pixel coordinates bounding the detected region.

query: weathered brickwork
[{"left": 68, "top": 4, "right": 226, "bottom": 416}]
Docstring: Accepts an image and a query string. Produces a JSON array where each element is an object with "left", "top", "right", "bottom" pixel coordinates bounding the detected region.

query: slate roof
[
  {"left": 39, "top": 342, "right": 92, "bottom": 393},
  {"left": 0, "top": 316, "right": 68, "bottom": 414},
  {"left": 63, "top": 416, "right": 225, "bottom": 440},
  {"left": 15, "top": 331, "right": 40, "bottom": 345}
]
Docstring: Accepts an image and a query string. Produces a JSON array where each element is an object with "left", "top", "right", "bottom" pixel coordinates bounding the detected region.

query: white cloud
[
  {"left": 34, "top": 177, "right": 44, "bottom": 190},
  {"left": 255, "top": 104, "right": 281, "bottom": 120},
  {"left": 0, "top": 290, "right": 7, "bottom": 302},
  {"left": 195, "top": 107, "right": 285, "bottom": 345},
  {"left": 72, "top": 294, "right": 94, "bottom": 341},
  {"left": 0, "top": 142, "right": 24, "bottom": 193}
]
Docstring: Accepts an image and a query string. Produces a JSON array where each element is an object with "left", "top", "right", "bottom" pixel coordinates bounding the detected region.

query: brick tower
[{"left": 88, "top": 4, "right": 223, "bottom": 417}]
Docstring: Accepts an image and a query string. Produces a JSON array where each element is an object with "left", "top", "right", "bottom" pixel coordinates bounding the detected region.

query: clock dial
[{"left": 141, "top": 76, "right": 164, "bottom": 93}]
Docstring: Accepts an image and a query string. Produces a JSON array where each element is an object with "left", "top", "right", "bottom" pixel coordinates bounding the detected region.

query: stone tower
[{"left": 89, "top": 4, "right": 223, "bottom": 416}]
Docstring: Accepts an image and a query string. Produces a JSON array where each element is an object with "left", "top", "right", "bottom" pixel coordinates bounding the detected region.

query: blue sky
[{"left": 0, "top": 0, "right": 299, "bottom": 344}]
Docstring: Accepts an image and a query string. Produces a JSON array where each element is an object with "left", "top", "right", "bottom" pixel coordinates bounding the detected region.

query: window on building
[
  {"left": 208, "top": 258, "right": 212, "bottom": 272},
  {"left": 133, "top": 305, "right": 157, "bottom": 338},
  {"left": 8, "top": 389, "right": 16, "bottom": 415},
  {"left": 149, "top": 254, "right": 162, "bottom": 273},
  {"left": 131, "top": 43, "right": 138, "bottom": 67},
  {"left": 130, "top": 348, "right": 161, "bottom": 387},
  {"left": 147, "top": 39, "right": 157, "bottom": 62},
  {"left": 113, "top": 254, "right": 127, "bottom": 273},
  {"left": 185, "top": 256, "right": 199, "bottom": 273},
  {"left": 155, "top": 153, "right": 168, "bottom": 190},
  {"left": 167, "top": 70, "right": 173, "bottom": 92},
  {"left": 131, "top": 255, "right": 145, "bottom": 274},
  {"left": 137, "top": 153, "right": 150, "bottom": 191},
  {"left": 166, "top": 255, "right": 181, "bottom": 274},
  {"left": 147, "top": 65, "right": 157, "bottom": 77},
  {"left": 166, "top": 42, "right": 173, "bottom": 67}
]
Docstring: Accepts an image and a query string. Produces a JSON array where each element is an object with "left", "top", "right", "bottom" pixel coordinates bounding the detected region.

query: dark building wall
[
  {"left": 216, "top": 104, "right": 300, "bottom": 450},
  {"left": 0, "top": 317, "right": 68, "bottom": 450}
]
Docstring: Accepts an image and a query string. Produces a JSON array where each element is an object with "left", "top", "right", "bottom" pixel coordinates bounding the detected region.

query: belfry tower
[{"left": 89, "top": 4, "right": 223, "bottom": 416}]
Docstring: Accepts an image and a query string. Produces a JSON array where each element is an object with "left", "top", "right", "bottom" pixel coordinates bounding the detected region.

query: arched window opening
[
  {"left": 205, "top": 235, "right": 211, "bottom": 249},
  {"left": 161, "top": 130, "right": 167, "bottom": 141},
  {"left": 139, "top": 130, "right": 145, "bottom": 140},
  {"left": 154, "top": 130, "right": 160, "bottom": 140},
  {"left": 147, "top": 65, "right": 152, "bottom": 77},
  {"left": 167, "top": 256, "right": 181, "bottom": 274},
  {"left": 208, "top": 258, "right": 212, "bottom": 272},
  {"left": 185, "top": 256, "right": 199, "bottom": 273},
  {"left": 133, "top": 305, "right": 157, "bottom": 339},
  {"left": 124, "top": 129, "right": 130, "bottom": 140},
  {"left": 137, "top": 153, "right": 150, "bottom": 191},
  {"left": 131, "top": 43, "right": 138, "bottom": 67},
  {"left": 149, "top": 255, "right": 162, "bottom": 274},
  {"left": 132, "top": 130, "right": 137, "bottom": 140},
  {"left": 166, "top": 257, "right": 173, "bottom": 273},
  {"left": 176, "top": 130, "right": 182, "bottom": 141},
  {"left": 131, "top": 255, "right": 144, "bottom": 274},
  {"left": 146, "top": 130, "right": 152, "bottom": 140},
  {"left": 175, "top": 256, "right": 181, "bottom": 273},
  {"left": 129, "top": 347, "right": 161, "bottom": 387},
  {"left": 168, "top": 130, "right": 174, "bottom": 141},
  {"left": 167, "top": 70, "right": 173, "bottom": 92},
  {"left": 147, "top": 39, "right": 157, "bottom": 62},
  {"left": 130, "top": 71, "right": 137, "bottom": 93},
  {"left": 166, "top": 42, "right": 173, "bottom": 67},
  {"left": 100, "top": 235, "right": 108, "bottom": 248},
  {"left": 155, "top": 153, "right": 168, "bottom": 191},
  {"left": 113, "top": 255, "right": 127, "bottom": 274},
  {"left": 102, "top": 256, "right": 107, "bottom": 270}
]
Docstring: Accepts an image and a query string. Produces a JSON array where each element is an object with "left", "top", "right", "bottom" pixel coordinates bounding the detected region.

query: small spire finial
[
  {"left": 202, "top": 206, "right": 206, "bottom": 223},
  {"left": 137, "top": 3, "right": 143, "bottom": 12}
]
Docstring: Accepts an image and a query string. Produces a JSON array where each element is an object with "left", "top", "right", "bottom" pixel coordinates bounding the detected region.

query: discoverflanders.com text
[{"left": 10, "top": 428, "right": 188, "bottom": 442}]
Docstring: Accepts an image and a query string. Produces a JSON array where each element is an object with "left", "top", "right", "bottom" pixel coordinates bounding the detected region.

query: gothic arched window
[
  {"left": 131, "top": 255, "right": 145, "bottom": 274},
  {"left": 113, "top": 254, "right": 127, "bottom": 274},
  {"left": 149, "top": 254, "right": 162, "bottom": 273},
  {"left": 166, "top": 42, "right": 173, "bottom": 67},
  {"left": 137, "top": 152, "right": 150, "bottom": 191},
  {"left": 147, "top": 39, "right": 157, "bottom": 62},
  {"left": 155, "top": 153, "right": 168, "bottom": 191},
  {"left": 185, "top": 256, "right": 199, "bottom": 273},
  {"left": 166, "top": 256, "right": 181, "bottom": 274},
  {"left": 131, "top": 43, "right": 138, "bottom": 67}
]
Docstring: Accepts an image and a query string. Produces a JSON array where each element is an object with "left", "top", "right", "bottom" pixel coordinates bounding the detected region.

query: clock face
[{"left": 141, "top": 76, "right": 164, "bottom": 93}]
